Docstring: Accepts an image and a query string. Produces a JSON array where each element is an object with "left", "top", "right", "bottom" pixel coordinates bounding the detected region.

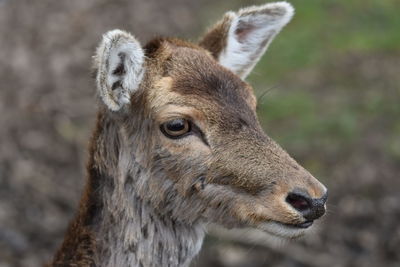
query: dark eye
[{"left": 160, "top": 118, "right": 191, "bottom": 138}]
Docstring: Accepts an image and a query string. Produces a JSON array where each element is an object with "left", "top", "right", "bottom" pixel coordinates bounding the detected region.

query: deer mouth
[
  {"left": 284, "top": 220, "right": 314, "bottom": 229},
  {"left": 257, "top": 220, "right": 313, "bottom": 239}
]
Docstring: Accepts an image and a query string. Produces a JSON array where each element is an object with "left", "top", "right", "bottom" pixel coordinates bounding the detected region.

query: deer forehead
[{"left": 145, "top": 45, "right": 257, "bottom": 124}]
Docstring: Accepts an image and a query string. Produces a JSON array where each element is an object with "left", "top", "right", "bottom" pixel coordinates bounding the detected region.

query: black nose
[{"left": 286, "top": 190, "right": 328, "bottom": 221}]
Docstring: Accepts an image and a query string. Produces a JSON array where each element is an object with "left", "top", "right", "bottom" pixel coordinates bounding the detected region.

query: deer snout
[{"left": 286, "top": 189, "right": 328, "bottom": 221}]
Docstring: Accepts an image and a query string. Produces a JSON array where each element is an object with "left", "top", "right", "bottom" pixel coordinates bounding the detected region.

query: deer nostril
[
  {"left": 286, "top": 192, "right": 311, "bottom": 212},
  {"left": 286, "top": 191, "right": 328, "bottom": 221}
]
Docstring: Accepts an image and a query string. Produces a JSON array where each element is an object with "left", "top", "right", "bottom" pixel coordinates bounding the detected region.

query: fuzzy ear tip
[
  {"left": 102, "top": 29, "right": 138, "bottom": 44},
  {"left": 102, "top": 29, "right": 123, "bottom": 43},
  {"left": 104, "top": 29, "right": 126, "bottom": 37},
  {"left": 238, "top": 1, "right": 295, "bottom": 25},
  {"left": 264, "top": 1, "right": 295, "bottom": 18},
  {"left": 258, "top": 1, "right": 295, "bottom": 26},
  {"left": 274, "top": 1, "right": 295, "bottom": 17},
  {"left": 95, "top": 29, "right": 140, "bottom": 62}
]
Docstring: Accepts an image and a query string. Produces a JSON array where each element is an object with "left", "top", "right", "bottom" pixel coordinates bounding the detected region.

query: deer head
[{"left": 93, "top": 2, "right": 327, "bottom": 239}]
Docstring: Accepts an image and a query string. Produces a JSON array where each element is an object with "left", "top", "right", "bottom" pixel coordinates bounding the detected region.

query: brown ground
[{"left": 0, "top": 1, "right": 399, "bottom": 267}]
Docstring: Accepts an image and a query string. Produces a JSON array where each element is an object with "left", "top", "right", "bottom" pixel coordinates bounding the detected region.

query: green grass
[{"left": 249, "top": 0, "right": 400, "bottom": 83}]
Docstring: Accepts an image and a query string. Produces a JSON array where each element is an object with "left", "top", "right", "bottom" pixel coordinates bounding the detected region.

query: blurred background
[{"left": 0, "top": 0, "right": 399, "bottom": 266}]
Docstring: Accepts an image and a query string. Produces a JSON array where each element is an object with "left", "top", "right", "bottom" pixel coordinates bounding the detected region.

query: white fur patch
[
  {"left": 219, "top": 2, "right": 294, "bottom": 79},
  {"left": 258, "top": 221, "right": 308, "bottom": 238},
  {"left": 95, "top": 29, "right": 145, "bottom": 111}
]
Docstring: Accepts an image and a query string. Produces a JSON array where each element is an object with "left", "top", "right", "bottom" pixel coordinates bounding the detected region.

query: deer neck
[
  {"left": 93, "top": 177, "right": 205, "bottom": 267},
  {"left": 54, "top": 111, "right": 205, "bottom": 267}
]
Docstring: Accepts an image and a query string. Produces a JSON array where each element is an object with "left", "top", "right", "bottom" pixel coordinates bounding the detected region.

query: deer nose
[{"left": 286, "top": 190, "right": 328, "bottom": 221}]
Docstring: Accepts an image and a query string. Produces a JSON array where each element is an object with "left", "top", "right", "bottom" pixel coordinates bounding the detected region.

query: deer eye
[{"left": 160, "top": 118, "right": 191, "bottom": 138}]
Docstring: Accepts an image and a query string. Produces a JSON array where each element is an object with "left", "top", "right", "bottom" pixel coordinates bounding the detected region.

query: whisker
[{"left": 256, "top": 84, "right": 280, "bottom": 110}]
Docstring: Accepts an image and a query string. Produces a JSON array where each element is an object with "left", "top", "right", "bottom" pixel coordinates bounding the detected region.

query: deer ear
[
  {"left": 94, "top": 30, "right": 145, "bottom": 111},
  {"left": 199, "top": 2, "right": 294, "bottom": 79}
]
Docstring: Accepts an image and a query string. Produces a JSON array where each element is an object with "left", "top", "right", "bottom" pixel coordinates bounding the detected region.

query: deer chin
[{"left": 257, "top": 220, "right": 313, "bottom": 239}]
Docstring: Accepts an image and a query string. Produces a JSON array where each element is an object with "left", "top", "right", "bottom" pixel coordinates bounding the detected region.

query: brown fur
[
  {"left": 198, "top": 15, "right": 232, "bottom": 59},
  {"left": 49, "top": 4, "right": 327, "bottom": 266}
]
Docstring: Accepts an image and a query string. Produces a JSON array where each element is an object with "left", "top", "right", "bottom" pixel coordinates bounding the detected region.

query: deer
[{"left": 49, "top": 2, "right": 328, "bottom": 266}]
